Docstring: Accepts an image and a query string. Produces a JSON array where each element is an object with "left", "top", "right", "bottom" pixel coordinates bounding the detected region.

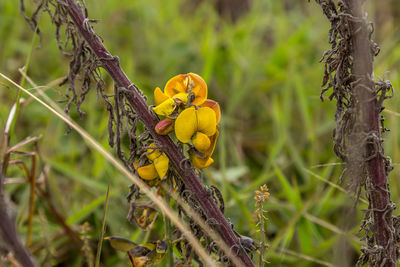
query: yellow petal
[
  {"left": 205, "top": 129, "right": 219, "bottom": 158},
  {"left": 192, "top": 129, "right": 219, "bottom": 168},
  {"left": 164, "top": 74, "right": 187, "bottom": 97},
  {"left": 188, "top": 73, "right": 207, "bottom": 105},
  {"left": 173, "top": 92, "right": 189, "bottom": 104},
  {"left": 137, "top": 164, "right": 158, "bottom": 180},
  {"left": 202, "top": 99, "right": 221, "bottom": 124},
  {"left": 196, "top": 107, "right": 216, "bottom": 136},
  {"left": 146, "top": 143, "right": 162, "bottom": 161},
  {"left": 191, "top": 156, "right": 214, "bottom": 169},
  {"left": 154, "top": 87, "right": 169, "bottom": 106},
  {"left": 175, "top": 107, "right": 197, "bottom": 143},
  {"left": 192, "top": 132, "right": 211, "bottom": 153},
  {"left": 164, "top": 73, "right": 207, "bottom": 105},
  {"left": 152, "top": 98, "right": 176, "bottom": 117},
  {"left": 154, "top": 154, "right": 169, "bottom": 179}
]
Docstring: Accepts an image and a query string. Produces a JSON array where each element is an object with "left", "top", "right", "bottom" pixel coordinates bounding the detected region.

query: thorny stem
[
  {"left": 343, "top": 1, "right": 396, "bottom": 265},
  {"left": 59, "top": 1, "right": 254, "bottom": 266},
  {"left": 343, "top": 0, "right": 397, "bottom": 267}
]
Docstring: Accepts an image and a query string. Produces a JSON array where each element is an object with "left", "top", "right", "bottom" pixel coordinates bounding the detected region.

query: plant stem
[
  {"left": 60, "top": 1, "right": 254, "bottom": 266},
  {"left": 0, "top": 163, "right": 36, "bottom": 266},
  {"left": 343, "top": 0, "right": 396, "bottom": 266},
  {"left": 258, "top": 205, "right": 265, "bottom": 267},
  {"left": 163, "top": 182, "right": 174, "bottom": 267}
]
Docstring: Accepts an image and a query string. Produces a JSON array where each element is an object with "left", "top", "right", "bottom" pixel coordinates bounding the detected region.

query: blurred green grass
[{"left": 1, "top": 0, "right": 400, "bottom": 266}]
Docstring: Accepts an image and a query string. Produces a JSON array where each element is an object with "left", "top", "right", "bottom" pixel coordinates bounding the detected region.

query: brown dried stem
[
  {"left": 315, "top": 0, "right": 397, "bottom": 265},
  {"left": 343, "top": 0, "right": 396, "bottom": 265},
  {"left": 0, "top": 137, "right": 36, "bottom": 267},
  {"left": 58, "top": 0, "right": 253, "bottom": 266}
]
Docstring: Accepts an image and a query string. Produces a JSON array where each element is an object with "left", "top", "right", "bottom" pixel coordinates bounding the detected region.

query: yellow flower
[
  {"left": 135, "top": 144, "right": 169, "bottom": 180},
  {"left": 254, "top": 184, "right": 270, "bottom": 204},
  {"left": 152, "top": 73, "right": 208, "bottom": 117},
  {"left": 175, "top": 106, "right": 216, "bottom": 144},
  {"left": 174, "top": 99, "right": 221, "bottom": 169},
  {"left": 164, "top": 73, "right": 207, "bottom": 105}
]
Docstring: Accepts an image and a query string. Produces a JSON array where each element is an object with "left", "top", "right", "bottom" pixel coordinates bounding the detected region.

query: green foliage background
[{"left": 1, "top": 0, "right": 400, "bottom": 266}]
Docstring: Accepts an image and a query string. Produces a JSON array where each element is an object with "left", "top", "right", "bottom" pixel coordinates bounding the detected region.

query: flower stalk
[{"left": 59, "top": 0, "right": 254, "bottom": 266}]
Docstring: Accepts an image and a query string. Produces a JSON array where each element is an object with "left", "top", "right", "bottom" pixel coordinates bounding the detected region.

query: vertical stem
[
  {"left": 0, "top": 167, "right": 36, "bottom": 266},
  {"left": 258, "top": 205, "right": 265, "bottom": 267},
  {"left": 163, "top": 180, "right": 174, "bottom": 267},
  {"left": 343, "top": 0, "right": 396, "bottom": 266},
  {"left": 27, "top": 154, "right": 37, "bottom": 247}
]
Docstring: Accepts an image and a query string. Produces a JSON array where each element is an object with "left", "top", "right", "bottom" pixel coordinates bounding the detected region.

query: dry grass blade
[
  {"left": 276, "top": 247, "right": 337, "bottom": 267},
  {"left": 303, "top": 168, "right": 368, "bottom": 205},
  {"left": 0, "top": 72, "right": 217, "bottom": 267},
  {"left": 303, "top": 213, "right": 363, "bottom": 245},
  {"left": 384, "top": 109, "right": 400, "bottom": 117}
]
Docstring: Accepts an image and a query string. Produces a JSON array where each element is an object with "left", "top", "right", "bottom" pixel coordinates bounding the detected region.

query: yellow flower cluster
[
  {"left": 135, "top": 73, "right": 221, "bottom": 182},
  {"left": 254, "top": 184, "right": 270, "bottom": 205}
]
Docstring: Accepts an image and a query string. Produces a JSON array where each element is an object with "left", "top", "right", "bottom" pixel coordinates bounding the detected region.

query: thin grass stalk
[
  {"left": 258, "top": 208, "right": 265, "bottom": 266},
  {"left": 27, "top": 153, "right": 37, "bottom": 247},
  {"left": 8, "top": 24, "right": 38, "bottom": 138},
  {"left": 58, "top": 1, "right": 254, "bottom": 266},
  {"left": 94, "top": 182, "right": 110, "bottom": 267},
  {"left": 163, "top": 181, "right": 174, "bottom": 267}
]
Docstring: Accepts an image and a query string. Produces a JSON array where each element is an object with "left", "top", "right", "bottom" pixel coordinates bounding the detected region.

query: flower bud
[{"left": 155, "top": 118, "right": 174, "bottom": 135}]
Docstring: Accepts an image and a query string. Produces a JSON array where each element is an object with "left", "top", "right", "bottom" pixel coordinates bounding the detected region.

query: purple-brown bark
[
  {"left": 316, "top": 0, "right": 397, "bottom": 265},
  {"left": 344, "top": 0, "right": 396, "bottom": 265}
]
